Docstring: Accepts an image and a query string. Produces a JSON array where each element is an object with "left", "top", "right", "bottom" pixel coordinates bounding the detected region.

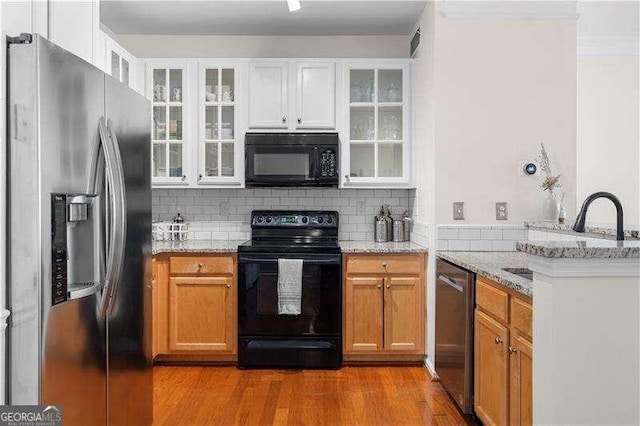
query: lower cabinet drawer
[
  {"left": 169, "top": 255, "right": 234, "bottom": 275},
  {"left": 476, "top": 278, "right": 509, "bottom": 324},
  {"left": 346, "top": 254, "right": 422, "bottom": 275},
  {"left": 511, "top": 298, "right": 533, "bottom": 340}
]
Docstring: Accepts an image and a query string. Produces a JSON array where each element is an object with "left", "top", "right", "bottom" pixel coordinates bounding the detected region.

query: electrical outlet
[
  {"left": 453, "top": 202, "right": 465, "bottom": 220},
  {"left": 220, "top": 200, "right": 230, "bottom": 216},
  {"left": 356, "top": 200, "right": 365, "bottom": 215},
  {"left": 496, "top": 202, "right": 508, "bottom": 220}
]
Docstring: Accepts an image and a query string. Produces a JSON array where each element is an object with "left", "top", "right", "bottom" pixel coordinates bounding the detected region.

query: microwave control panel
[{"left": 319, "top": 149, "right": 337, "bottom": 178}]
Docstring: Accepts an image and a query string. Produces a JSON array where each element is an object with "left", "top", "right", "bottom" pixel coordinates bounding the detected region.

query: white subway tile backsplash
[
  {"left": 449, "top": 240, "right": 471, "bottom": 251},
  {"left": 438, "top": 228, "right": 459, "bottom": 240},
  {"left": 458, "top": 229, "right": 482, "bottom": 240},
  {"left": 502, "top": 229, "right": 527, "bottom": 240},
  {"left": 481, "top": 229, "right": 503, "bottom": 240},
  {"left": 469, "top": 240, "right": 493, "bottom": 251},
  {"left": 491, "top": 240, "right": 516, "bottom": 251},
  {"left": 437, "top": 224, "right": 527, "bottom": 252}
]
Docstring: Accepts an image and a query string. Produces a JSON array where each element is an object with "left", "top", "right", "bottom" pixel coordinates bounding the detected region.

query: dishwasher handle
[{"left": 438, "top": 274, "right": 464, "bottom": 293}]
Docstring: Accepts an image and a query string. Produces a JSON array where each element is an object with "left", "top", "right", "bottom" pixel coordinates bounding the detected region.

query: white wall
[
  {"left": 111, "top": 34, "right": 410, "bottom": 58},
  {"left": 433, "top": 14, "right": 577, "bottom": 224},
  {"left": 576, "top": 56, "right": 639, "bottom": 228}
]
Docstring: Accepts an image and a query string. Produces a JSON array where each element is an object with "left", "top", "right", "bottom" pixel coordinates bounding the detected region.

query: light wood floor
[{"left": 153, "top": 365, "right": 476, "bottom": 425}]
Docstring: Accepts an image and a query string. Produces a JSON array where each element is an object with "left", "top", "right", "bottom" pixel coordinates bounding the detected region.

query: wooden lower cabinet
[
  {"left": 474, "top": 277, "right": 533, "bottom": 426},
  {"left": 168, "top": 276, "right": 235, "bottom": 352},
  {"left": 152, "top": 253, "right": 237, "bottom": 363},
  {"left": 474, "top": 310, "right": 509, "bottom": 426},
  {"left": 343, "top": 253, "right": 426, "bottom": 362}
]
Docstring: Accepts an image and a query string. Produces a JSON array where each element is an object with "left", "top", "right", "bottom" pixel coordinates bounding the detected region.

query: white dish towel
[{"left": 277, "top": 258, "right": 303, "bottom": 315}]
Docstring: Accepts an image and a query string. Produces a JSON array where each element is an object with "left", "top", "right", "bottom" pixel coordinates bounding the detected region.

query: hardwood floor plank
[{"left": 153, "top": 365, "right": 475, "bottom": 426}]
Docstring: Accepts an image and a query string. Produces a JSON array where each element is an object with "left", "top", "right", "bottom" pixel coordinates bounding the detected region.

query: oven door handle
[{"left": 239, "top": 255, "right": 341, "bottom": 265}]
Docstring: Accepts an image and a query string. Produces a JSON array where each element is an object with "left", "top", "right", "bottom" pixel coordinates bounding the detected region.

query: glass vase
[{"left": 542, "top": 192, "right": 559, "bottom": 222}]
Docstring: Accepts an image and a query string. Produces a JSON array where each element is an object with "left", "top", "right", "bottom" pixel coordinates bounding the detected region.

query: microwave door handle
[{"left": 310, "top": 147, "right": 319, "bottom": 180}]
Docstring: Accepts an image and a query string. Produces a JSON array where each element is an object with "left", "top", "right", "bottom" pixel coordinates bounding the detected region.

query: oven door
[
  {"left": 238, "top": 253, "right": 341, "bottom": 336},
  {"left": 245, "top": 144, "right": 318, "bottom": 186}
]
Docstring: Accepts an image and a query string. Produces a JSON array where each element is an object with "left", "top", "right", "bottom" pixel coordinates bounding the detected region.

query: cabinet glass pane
[
  {"left": 350, "top": 144, "right": 375, "bottom": 178},
  {"left": 350, "top": 69, "right": 375, "bottom": 103},
  {"left": 111, "top": 52, "right": 120, "bottom": 80},
  {"left": 169, "top": 106, "right": 182, "bottom": 140},
  {"left": 205, "top": 143, "right": 219, "bottom": 177},
  {"left": 378, "top": 70, "right": 403, "bottom": 103},
  {"left": 168, "top": 144, "right": 182, "bottom": 177},
  {"left": 153, "top": 69, "right": 166, "bottom": 102},
  {"left": 378, "top": 106, "right": 403, "bottom": 140},
  {"left": 169, "top": 69, "right": 182, "bottom": 102},
  {"left": 153, "top": 107, "right": 166, "bottom": 141},
  {"left": 378, "top": 144, "right": 403, "bottom": 177},
  {"left": 152, "top": 143, "right": 166, "bottom": 177},
  {"left": 205, "top": 69, "right": 218, "bottom": 102},
  {"left": 122, "top": 59, "right": 130, "bottom": 86},
  {"left": 350, "top": 107, "right": 375, "bottom": 141},
  {"left": 205, "top": 106, "right": 219, "bottom": 140},
  {"left": 221, "top": 69, "right": 234, "bottom": 102},
  {"left": 221, "top": 143, "right": 234, "bottom": 177},
  {"left": 221, "top": 106, "right": 234, "bottom": 140}
]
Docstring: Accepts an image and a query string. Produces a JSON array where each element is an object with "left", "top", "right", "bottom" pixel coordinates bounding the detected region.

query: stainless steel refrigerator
[{"left": 6, "top": 34, "right": 152, "bottom": 425}]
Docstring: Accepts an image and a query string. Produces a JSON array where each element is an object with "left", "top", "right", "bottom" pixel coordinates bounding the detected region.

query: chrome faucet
[{"left": 573, "top": 192, "right": 625, "bottom": 241}]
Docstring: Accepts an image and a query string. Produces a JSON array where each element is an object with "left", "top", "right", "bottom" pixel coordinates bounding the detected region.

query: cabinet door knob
[
  {"left": 198, "top": 173, "right": 203, "bottom": 181},
  {"left": 226, "top": 284, "right": 231, "bottom": 289},
  {"left": 382, "top": 262, "right": 388, "bottom": 268},
  {"left": 181, "top": 175, "right": 187, "bottom": 181},
  {"left": 377, "top": 284, "right": 382, "bottom": 289},
  {"left": 494, "top": 337, "right": 504, "bottom": 344},
  {"left": 509, "top": 347, "right": 518, "bottom": 354},
  {"left": 282, "top": 116, "right": 287, "bottom": 123},
  {"left": 197, "top": 263, "right": 204, "bottom": 269},
  {"left": 386, "top": 284, "right": 391, "bottom": 289},
  {"left": 297, "top": 117, "right": 302, "bottom": 124}
]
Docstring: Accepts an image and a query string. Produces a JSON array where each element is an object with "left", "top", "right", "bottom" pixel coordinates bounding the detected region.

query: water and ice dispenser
[{"left": 51, "top": 193, "right": 99, "bottom": 306}]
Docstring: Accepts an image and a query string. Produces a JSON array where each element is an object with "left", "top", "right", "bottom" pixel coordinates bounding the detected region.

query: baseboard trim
[{"left": 424, "top": 357, "right": 439, "bottom": 381}]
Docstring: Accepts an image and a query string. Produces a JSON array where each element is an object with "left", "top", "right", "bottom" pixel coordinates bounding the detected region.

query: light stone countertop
[
  {"left": 517, "top": 239, "right": 640, "bottom": 259},
  {"left": 153, "top": 240, "right": 428, "bottom": 255},
  {"left": 438, "top": 251, "right": 532, "bottom": 297},
  {"left": 339, "top": 241, "right": 428, "bottom": 254},
  {"left": 524, "top": 221, "right": 639, "bottom": 240},
  {"left": 152, "top": 240, "right": 246, "bottom": 255}
]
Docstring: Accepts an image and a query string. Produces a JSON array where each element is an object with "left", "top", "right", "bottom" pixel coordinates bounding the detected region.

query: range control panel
[
  {"left": 251, "top": 211, "right": 339, "bottom": 228},
  {"left": 51, "top": 194, "right": 68, "bottom": 306}
]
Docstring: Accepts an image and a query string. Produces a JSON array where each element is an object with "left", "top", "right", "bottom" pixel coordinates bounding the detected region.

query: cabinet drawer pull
[
  {"left": 494, "top": 337, "right": 504, "bottom": 344},
  {"left": 226, "top": 284, "right": 231, "bottom": 288},
  {"left": 197, "top": 263, "right": 204, "bottom": 269},
  {"left": 382, "top": 263, "right": 388, "bottom": 268}
]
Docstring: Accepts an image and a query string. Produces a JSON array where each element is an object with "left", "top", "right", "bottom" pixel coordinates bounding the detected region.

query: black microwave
[{"left": 245, "top": 133, "right": 339, "bottom": 187}]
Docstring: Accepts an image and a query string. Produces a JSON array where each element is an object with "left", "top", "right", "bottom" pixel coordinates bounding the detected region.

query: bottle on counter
[
  {"left": 172, "top": 212, "right": 185, "bottom": 241},
  {"left": 374, "top": 205, "right": 389, "bottom": 243}
]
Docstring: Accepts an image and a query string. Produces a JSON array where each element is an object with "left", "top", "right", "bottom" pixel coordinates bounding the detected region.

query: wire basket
[{"left": 152, "top": 222, "right": 190, "bottom": 242}]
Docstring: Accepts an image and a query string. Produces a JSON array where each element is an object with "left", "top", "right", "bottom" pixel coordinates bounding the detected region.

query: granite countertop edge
[
  {"left": 524, "top": 221, "right": 639, "bottom": 240},
  {"left": 438, "top": 251, "right": 533, "bottom": 298},
  {"left": 152, "top": 240, "right": 428, "bottom": 255},
  {"left": 516, "top": 241, "right": 640, "bottom": 259}
]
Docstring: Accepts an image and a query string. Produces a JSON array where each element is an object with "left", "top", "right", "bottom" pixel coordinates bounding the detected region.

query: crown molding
[
  {"left": 577, "top": 32, "right": 640, "bottom": 57},
  {"left": 441, "top": 0, "right": 579, "bottom": 21}
]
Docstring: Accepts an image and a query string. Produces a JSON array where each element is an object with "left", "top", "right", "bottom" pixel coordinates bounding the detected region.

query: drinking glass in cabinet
[
  {"left": 153, "top": 144, "right": 166, "bottom": 177},
  {"left": 221, "top": 143, "right": 234, "bottom": 176},
  {"left": 169, "top": 107, "right": 182, "bottom": 140},
  {"left": 378, "top": 70, "right": 403, "bottom": 103},
  {"left": 153, "top": 69, "right": 166, "bottom": 102},
  {"left": 122, "top": 59, "right": 130, "bottom": 86},
  {"left": 350, "top": 144, "right": 375, "bottom": 178},
  {"left": 111, "top": 52, "right": 120, "bottom": 80},
  {"left": 350, "top": 70, "right": 375, "bottom": 103},
  {"left": 221, "top": 68, "right": 235, "bottom": 102},
  {"left": 205, "top": 69, "right": 218, "bottom": 102},
  {"left": 378, "top": 143, "right": 403, "bottom": 177},
  {"left": 168, "top": 144, "right": 182, "bottom": 177},
  {"left": 169, "top": 69, "right": 182, "bottom": 102},
  {"left": 378, "top": 106, "right": 402, "bottom": 140},
  {"left": 205, "top": 106, "right": 219, "bottom": 140},
  {"left": 153, "top": 107, "right": 166, "bottom": 140},
  {"left": 205, "top": 143, "right": 219, "bottom": 177},
  {"left": 350, "top": 107, "right": 375, "bottom": 140},
  {"left": 221, "top": 106, "right": 234, "bottom": 139}
]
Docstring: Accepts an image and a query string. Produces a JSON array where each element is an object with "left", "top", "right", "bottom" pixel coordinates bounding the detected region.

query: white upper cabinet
[
  {"left": 341, "top": 62, "right": 412, "bottom": 188},
  {"left": 249, "top": 60, "right": 336, "bottom": 131},
  {"left": 48, "top": 0, "right": 100, "bottom": 65},
  {"left": 295, "top": 62, "right": 335, "bottom": 129},
  {"left": 248, "top": 62, "right": 289, "bottom": 129},
  {"left": 102, "top": 32, "right": 145, "bottom": 96}
]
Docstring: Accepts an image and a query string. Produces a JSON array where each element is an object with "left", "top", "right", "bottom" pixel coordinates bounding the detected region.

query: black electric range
[{"left": 237, "top": 210, "right": 342, "bottom": 369}]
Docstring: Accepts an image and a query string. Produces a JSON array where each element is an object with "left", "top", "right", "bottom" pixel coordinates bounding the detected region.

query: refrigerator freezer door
[
  {"left": 7, "top": 35, "right": 107, "bottom": 424},
  {"left": 104, "top": 76, "right": 153, "bottom": 426}
]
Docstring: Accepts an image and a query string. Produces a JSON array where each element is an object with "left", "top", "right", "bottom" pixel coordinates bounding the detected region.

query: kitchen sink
[{"left": 502, "top": 268, "right": 533, "bottom": 281}]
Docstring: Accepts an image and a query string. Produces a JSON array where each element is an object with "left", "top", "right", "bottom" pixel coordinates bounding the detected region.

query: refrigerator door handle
[{"left": 96, "top": 118, "right": 127, "bottom": 317}]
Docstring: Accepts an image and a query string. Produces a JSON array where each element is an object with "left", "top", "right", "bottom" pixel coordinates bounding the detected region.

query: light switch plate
[
  {"left": 496, "top": 202, "right": 508, "bottom": 220},
  {"left": 453, "top": 202, "right": 465, "bottom": 220}
]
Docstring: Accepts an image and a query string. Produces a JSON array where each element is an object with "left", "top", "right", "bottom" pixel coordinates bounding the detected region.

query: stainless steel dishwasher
[{"left": 435, "top": 258, "right": 476, "bottom": 415}]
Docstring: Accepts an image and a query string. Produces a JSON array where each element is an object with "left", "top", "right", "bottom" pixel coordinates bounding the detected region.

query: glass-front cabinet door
[
  {"left": 198, "top": 63, "right": 244, "bottom": 186},
  {"left": 343, "top": 63, "right": 411, "bottom": 188},
  {"left": 149, "top": 65, "right": 188, "bottom": 185}
]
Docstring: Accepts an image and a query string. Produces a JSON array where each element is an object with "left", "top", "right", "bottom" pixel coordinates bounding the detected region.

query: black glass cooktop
[{"left": 238, "top": 239, "right": 341, "bottom": 254}]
